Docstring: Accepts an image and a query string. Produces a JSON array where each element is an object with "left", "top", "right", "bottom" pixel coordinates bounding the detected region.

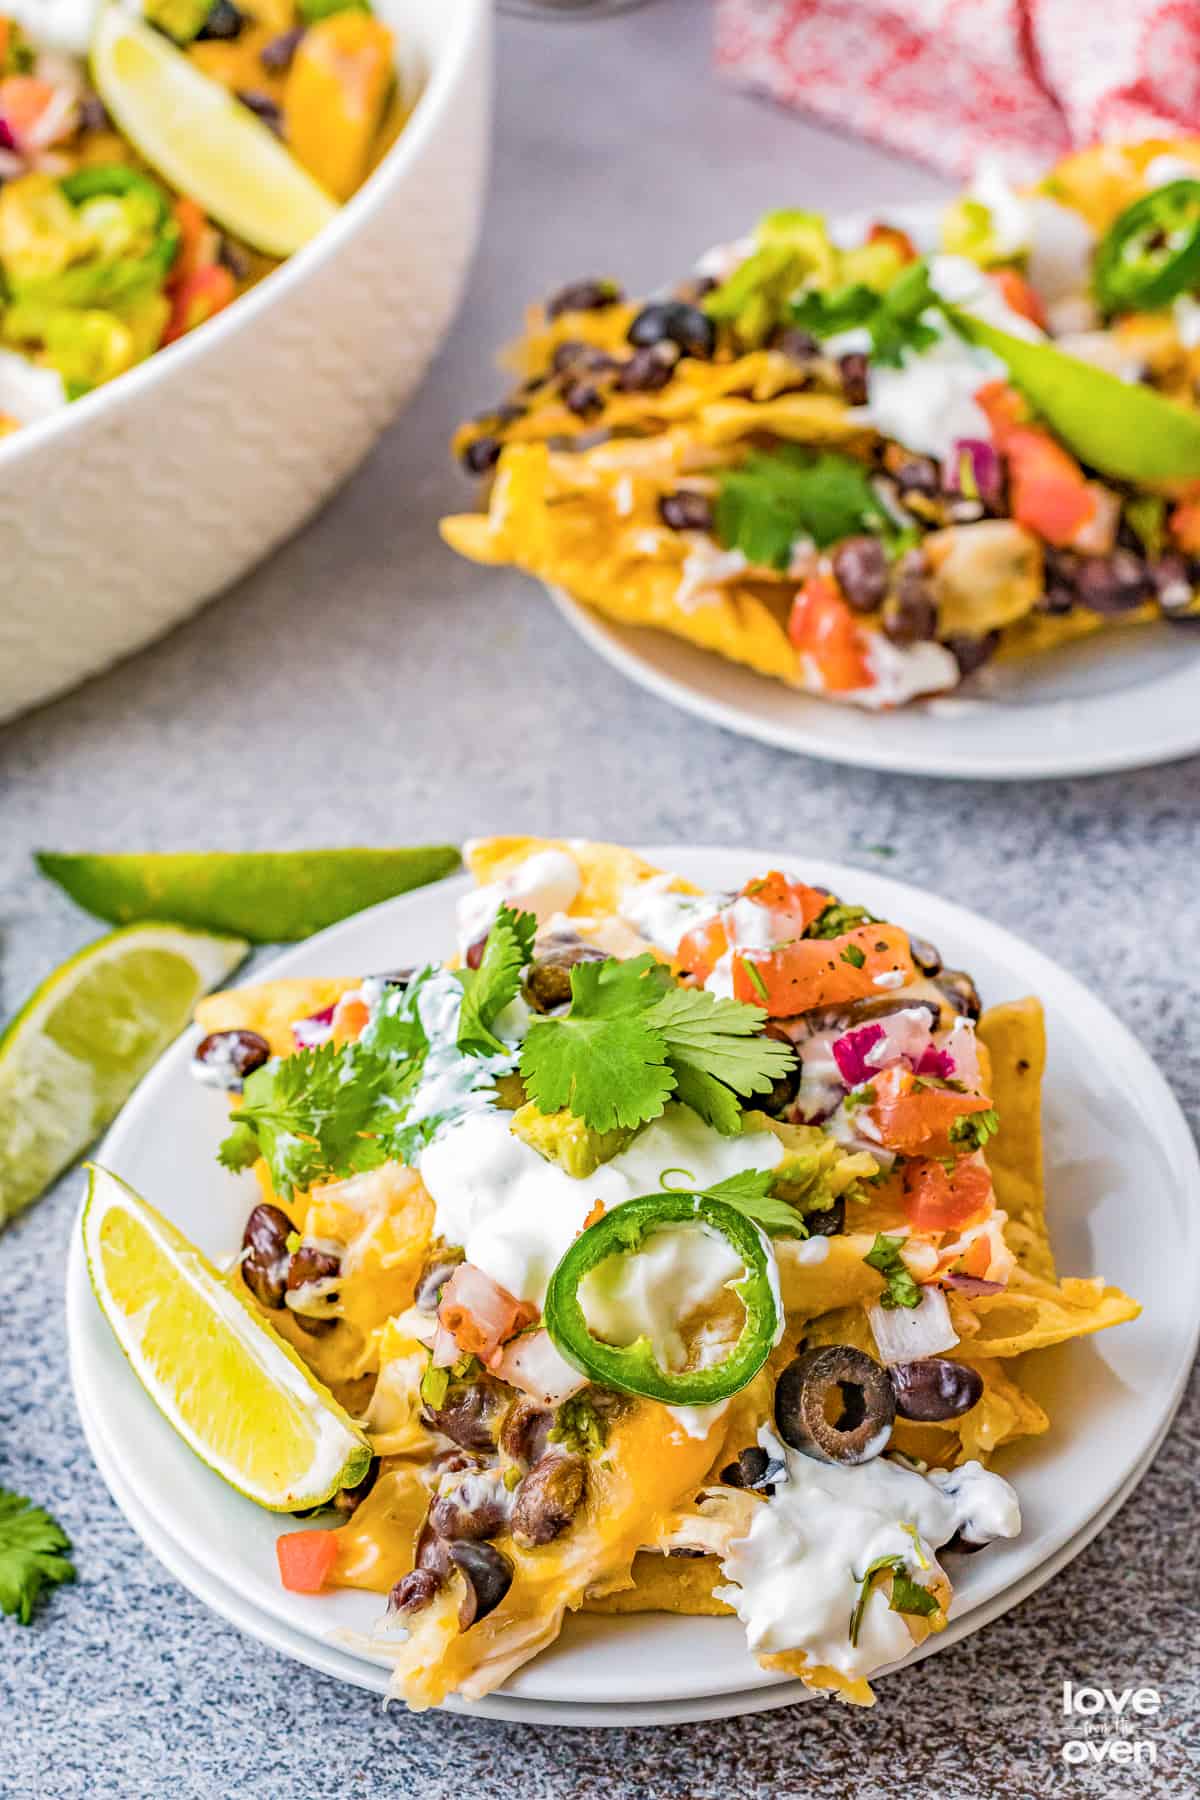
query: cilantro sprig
[
  {"left": 678, "top": 1167, "right": 809, "bottom": 1239},
  {"left": 949, "top": 1108, "right": 1000, "bottom": 1153},
  {"left": 456, "top": 905, "right": 536, "bottom": 1056},
  {"left": 519, "top": 955, "right": 796, "bottom": 1137},
  {"left": 864, "top": 1232, "right": 923, "bottom": 1310},
  {"left": 0, "top": 1489, "right": 75, "bottom": 1625},
  {"left": 790, "top": 259, "right": 939, "bottom": 368},
  {"left": 714, "top": 447, "right": 890, "bottom": 571},
  {"left": 848, "top": 1551, "right": 938, "bottom": 1647}
]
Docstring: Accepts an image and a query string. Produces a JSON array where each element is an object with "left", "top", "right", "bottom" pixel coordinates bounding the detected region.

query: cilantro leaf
[
  {"left": 848, "top": 1552, "right": 937, "bottom": 1646},
  {"left": 456, "top": 905, "right": 536, "bottom": 1057},
  {"left": 520, "top": 954, "right": 675, "bottom": 1134},
  {"left": 216, "top": 1120, "right": 262, "bottom": 1173},
  {"left": 840, "top": 943, "right": 866, "bottom": 970},
  {"left": 714, "top": 447, "right": 890, "bottom": 571},
  {"left": 646, "top": 985, "right": 795, "bottom": 1136},
  {"left": 806, "top": 900, "right": 876, "bottom": 940},
  {"left": 864, "top": 1232, "right": 923, "bottom": 1310},
  {"left": 222, "top": 1041, "right": 397, "bottom": 1199},
  {"left": 700, "top": 1167, "right": 808, "bottom": 1238},
  {"left": 0, "top": 1490, "right": 75, "bottom": 1625},
  {"left": 949, "top": 1108, "right": 1000, "bottom": 1152},
  {"left": 789, "top": 281, "right": 880, "bottom": 338}
]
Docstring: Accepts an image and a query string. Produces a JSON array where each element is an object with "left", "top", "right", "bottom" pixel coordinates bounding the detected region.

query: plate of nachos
[
  {"left": 67, "top": 839, "right": 1198, "bottom": 1717},
  {"left": 441, "top": 144, "right": 1200, "bottom": 776}
]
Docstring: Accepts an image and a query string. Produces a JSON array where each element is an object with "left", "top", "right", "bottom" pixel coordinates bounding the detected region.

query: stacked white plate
[{"left": 66, "top": 851, "right": 1200, "bottom": 1726}]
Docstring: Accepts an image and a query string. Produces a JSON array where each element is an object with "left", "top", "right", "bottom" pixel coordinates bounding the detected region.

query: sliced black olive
[
  {"left": 719, "top": 1445, "right": 784, "bottom": 1495},
  {"left": 450, "top": 1541, "right": 514, "bottom": 1628},
  {"left": 889, "top": 1358, "right": 984, "bottom": 1422},
  {"left": 627, "top": 300, "right": 716, "bottom": 360},
  {"left": 935, "top": 967, "right": 983, "bottom": 1023},
  {"left": 774, "top": 1345, "right": 895, "bottom": 1465}
]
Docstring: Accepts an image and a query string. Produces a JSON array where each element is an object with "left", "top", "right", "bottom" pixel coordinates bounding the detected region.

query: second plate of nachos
[{"left": 67, "top": 841, "right": 1199, "bottom": 1715}]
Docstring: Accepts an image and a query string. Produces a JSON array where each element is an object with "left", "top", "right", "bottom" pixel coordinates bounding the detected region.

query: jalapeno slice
[
  {"left": 543, "top": 1191, "right": 781, "bottom": 1406},
  {"left": 1093, "top": 179, "right": 1200, "bottom": 316}
]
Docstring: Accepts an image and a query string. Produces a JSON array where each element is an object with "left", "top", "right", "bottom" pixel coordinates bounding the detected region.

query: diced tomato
[
  {"left": 438, "top": 1262, "right": 537, "bottom": 1364},
  {"left": 162, "top": 264, "right": 237, "bottom": 346},
  {"left": 902, "top": 1156, "right": 994, "bottom": 1232},
  {"left": 867, "top": 1064, "right": 993, "bottom": 1157},
  {"left": 788, "top": 575, "right": 872, "bottom": 694},
  {"left": 169, "top": 197, "right": 211, "bottom": 290},
  {"left": 276, "top": 1529, "right": 340, "bottom": 1594},
  {"left": 676, "top": 913, "right": 729, "bottom": 983},
  {"left": 732, "top": 922, "right": 914, "bottom": 1016},
  {"left": 867, "top": 221, "right": 917, "bottom": 264},
  {"left": 975, "top": 379, "right": 1096, "bottom": 547},
  {"left": 734, "top": 870, "right": 830, "bottom": 937},
  {"left": 1169, "top": 487, "right": 1200, "bottom": 553},
  {"left": 989, "top": 268, "right": 1048, "bottom": 330},
  {"left": 330, "top": 993, "right": 370, "bottom": 1046}
]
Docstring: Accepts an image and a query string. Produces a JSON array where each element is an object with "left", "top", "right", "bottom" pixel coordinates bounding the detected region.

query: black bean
[
  {"left": 510, "top": 1454, "right": 586, "bottom": 1549},
  {"left": 945, "top": 631, "right": 1000, "bottom": 679},
  {"left": 415, "top": 1522, "right": 452, "bottom": 1575},
  {"left": 193, "top": 1028, "right": 270, "bottom": 1091},
  {"left": 217, "top": 236, "right": 251, "bottom": 282},
  {"left": 1150, "top": 553, "right": 1195, "bottom": 614},
  {"left": 552, "top": 340, "right": 617, "bottom": 376},
  {"left": 773, "top": 326, "right": 820, "bottom": 362},
  {"left": 832, "top": 536, "right": 888, "bottom": 612},
  {"left": 241, "top": 1203, "right": 293, "bottom": 1310},
  {"left": 423, "top": 1379, "right": 506, "bottom": 1453},
  {"left": 775, "top": 1345, "right": 895, "bottom": 1465},
  {"left": 1073, "top": 551, "right": 1152, "bottom": 615},
  {"left": 450, "top": 1541, "right": 513, "bottom": 1627},
  {"left": 429, "top": 1473, "right": 509, "bottom": 1542},
  {"left": 719, "top": 1446, "right": 783, "bottom": 1495},
  {"left": 464, "top": 933, "right": 488, "bottom": 969},
  {"left": 77, "top": 94, "right": 108, "bottom": 133},
  {"left": 805, "top": 1195, "right": 846, "bottom": 1238},
  {"left": 259, "top": 25, "right": 306, "bottom": 71},
  {"left": 616, "top": 343, "right": 678, "bottom": 393},
  {"left": 197, "top": 0, "right": 244, "bottom": 40},
  {"left": 893, "top": 455, "right": 940, "bottom": 498},
  {"left": 236, "top": 90, "right": 283, "bottom": 134},
  {"left": 563, "top": 378, "right": 603, "bottom": 418},
  {"left": 838, "top": 351, "right": 869, "bottom": 405},
  {"left": 415, "top": 1250, "right": 464, "bottom": 1313},
  {"left": 287, "top": 1243, "right": 341, "bottom": 1337},
  {"left": 546, "top": 278, "right": 622, "bottom": 319},
  {"left": 889, "top": 1357, "right": 984, "bottom": 1422},
  {"left": 881, "top": 586, "right": 938, "bottom": 645},
  {"left": 522, "top": 941, "right": 605, "bottom": 1013},
  {"left": 1035, "top": 583, "right": 1076, "bottom": 616},
  {"left": 499, "top": 1397, "right": 554, "bottom": 1468},
  {"left": 935, "top": 967, "right": 983, "bottom": 1023},
  {"left": 658, "top": 490, "right": 714, "bottom": 533},
  {"left": 462, "top": 435, "right": 502, "bottom": 476},
  {"left": 627, "top": 301, "right": 716, "bottom": 360},
  {"left": 389, "top": 1567, "right": 443, "bottom": 1614}
]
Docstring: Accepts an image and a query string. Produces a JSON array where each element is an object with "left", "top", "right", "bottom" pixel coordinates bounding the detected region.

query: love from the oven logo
[{"left": 1060, "top": 1682, "right": 1161, "bottom": 1769}]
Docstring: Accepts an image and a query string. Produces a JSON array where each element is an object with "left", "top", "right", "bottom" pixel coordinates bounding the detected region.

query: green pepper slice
[
  {"left": 543, "top": 1190, "right": 780, "bottom": 1406},
  {"left": 1093, "top": 180, "right": 1200, "bottom": 316}
]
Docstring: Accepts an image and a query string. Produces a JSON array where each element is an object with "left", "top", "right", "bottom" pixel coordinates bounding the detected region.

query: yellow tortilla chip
[
  {"left": 951, "top": 1268, "right": 1140, "bottom": 1359},
  {"left": 464, "top": 835, "right": 700, "bottom": 916},
  {"left": 977, "top": 997, "right": 1054, "bottom": 1279},
  {"left": 584, "top": 1552, "right": 732, "bottom": 1617},
  {"left": 195, "top": 976, "right": 359, "bottom": 1058}
]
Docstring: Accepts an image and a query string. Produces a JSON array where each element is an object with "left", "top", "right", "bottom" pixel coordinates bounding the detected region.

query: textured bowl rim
[{"left": 0, "top": 0, "right": 488, "bottom": 470}]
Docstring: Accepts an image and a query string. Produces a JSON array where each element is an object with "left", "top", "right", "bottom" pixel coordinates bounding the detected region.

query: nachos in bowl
[
  {"left": 442, "top": 143, "right": 1200, "bottom": 710},
  {"left": 190, "top": 837, "right": 1139, "bottom": 1710}
]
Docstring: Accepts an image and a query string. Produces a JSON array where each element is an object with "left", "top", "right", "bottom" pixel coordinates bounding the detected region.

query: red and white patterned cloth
[{"left": 715, "top": 0, "right": 1200, "bottom": 180}]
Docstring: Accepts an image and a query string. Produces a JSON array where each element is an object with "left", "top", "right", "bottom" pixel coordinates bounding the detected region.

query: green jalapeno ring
[
  {"left": 1093, "top": 179, "right": 1200, "bottom": 316},
  {"left": 543, "top": 1191, "right": 781, "bottom": 1406}
]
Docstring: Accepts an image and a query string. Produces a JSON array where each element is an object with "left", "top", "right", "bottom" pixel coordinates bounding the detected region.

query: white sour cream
[
  {"left": 5, "top": 0, "right": 96, "bottom": 55},
  {"left": 0, "top": 350, "right": 67, "bottom": 426},
  {"left": 419, "top": 1103, "right": 785, "bottom": 1309},
  {"left": 456, "top": 849, "right": 582, "bottom": 956},
  {"left": 579, "top": 1222, "right": 744, "bottom": 1374},
  {"left": 717, "top": 1436, "right": 1019, "bottom": 1679},
  {"left": 839, "top": 631, "right": 960, "bottom": 709},
  {"left": 618, "top": 875, "right": 721, "bottom": 957}
]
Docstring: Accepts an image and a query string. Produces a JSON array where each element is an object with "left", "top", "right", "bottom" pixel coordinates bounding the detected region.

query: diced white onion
[{"left": 867, "top": 1285, "right": 959, "bottom": 1365}]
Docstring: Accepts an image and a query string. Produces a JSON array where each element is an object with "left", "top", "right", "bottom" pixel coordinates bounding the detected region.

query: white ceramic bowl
[{"left": 0, "top": 0, "right": 491, "bottom": 723}]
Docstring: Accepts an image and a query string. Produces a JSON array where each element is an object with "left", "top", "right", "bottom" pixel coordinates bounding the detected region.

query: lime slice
[
  {"left": 90, "top": 3, "right": 337, "bottom": 258},
  {"left": 83, "top": 1166, "right": 371, "bottom": 1510},
  {"left": 0, "top": 923, "right": 247, "bottom": 1228},
  {"left": 36, "top": 844, "right": 462, "bottom": 941}
]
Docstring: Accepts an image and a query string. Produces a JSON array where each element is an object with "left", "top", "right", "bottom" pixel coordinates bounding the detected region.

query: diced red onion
[
  {"left": 946, "top": 438, "right": 1002, "bottom": 509},
  {"left": 0, "top": 119, "right": 16, "bottom": 154},
  {"left": 915, "top": 1042, "right": 955, "bottom": 1080},
  {"left": 494, "top": 1328, "right": 587, "bottom": 1405},
  {"left": 438, "top": 1262, "right": 537, "bottom": 1362},
  {"left": 292, "top": 1004, "right": 336, "bottom": 1049},
  {"left": 868, "top": 1284, "right": 959, "bottom": 1365},
  {"left": 942, "top": 1273, "right": 1005, "bottom": 1296},
  {"left": 831, "top": 1023, "right": 884, "bottom": 1087}
]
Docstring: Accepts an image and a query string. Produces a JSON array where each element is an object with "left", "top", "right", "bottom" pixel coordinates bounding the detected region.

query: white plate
[
  {"left": 550, "top": 588, "right": 1200, "bottom": 780},
  {"left": 71, "top": 1347, "right": 1175, "bottom": 1728},
  {"left": 65, "top": 850, "right": 1200, "bottom": 1711}
]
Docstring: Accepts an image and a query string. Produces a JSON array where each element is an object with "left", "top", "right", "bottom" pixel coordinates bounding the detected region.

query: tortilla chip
[
  {"left": 583, "top": 1552, "right": 733, "bottom": 1617},
  {"left": 464, "top": 835, "right": 701, "bottom": 916},
  {"left": 977, "top": 998, "right": 1055, "bottom": 1279},
  {"left": 195, "top": 976, "right": 359, "bottom": 1059},
  {"left": 950, "top": 1268, "right": 1140, "bottom": 1359}
]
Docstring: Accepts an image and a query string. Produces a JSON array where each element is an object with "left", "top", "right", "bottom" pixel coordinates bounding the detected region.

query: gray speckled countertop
[{"left": 2, "top": 3, "right": 1198, "bottom": 1795}]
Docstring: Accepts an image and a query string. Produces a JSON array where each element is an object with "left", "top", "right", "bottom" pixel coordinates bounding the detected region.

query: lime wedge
[
  {"left": 90, "top": 3, "right": 337, "bottom": 258},
  {"left": 0, "top": 923, "right": 247, "bottom": 1228},
  {"left": 83, "top": 1166, "right": 371, "bottom": 1510},
  {"left": 37, "top": 844, "right": 462, "bottom": 941}
]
